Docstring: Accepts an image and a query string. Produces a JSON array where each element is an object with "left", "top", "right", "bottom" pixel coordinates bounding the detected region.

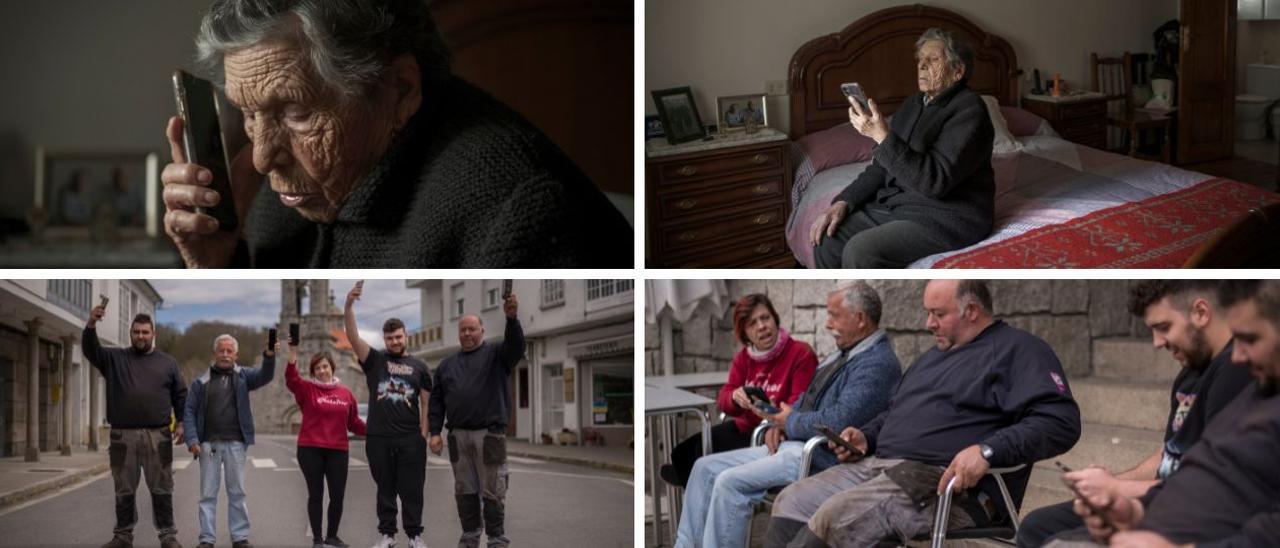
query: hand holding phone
[
  {"left": 816, "top": 424, "right": 865, "bottom": 458},
  {"left": 502, "top": 279, "right": 513, "bottom": 299},
  {"left": 1056, "top": 461, "right": 1119, "bottom": 531},
  {"left": 742, "top": 386, "right": 780, "bottom": 414},
  {"left": 268, "top": 328, "right": 278, "bottom": 350},
  {"left": 288, "top": 323, "right": 300, "bottom": 346},
  {"left": 840, "top": 82, "right": 870, "bottom": 112}
]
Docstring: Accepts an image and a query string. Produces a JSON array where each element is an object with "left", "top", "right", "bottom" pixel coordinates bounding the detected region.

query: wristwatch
[{"left": 979, "top": 443, "right": 994, "bottom": 461}]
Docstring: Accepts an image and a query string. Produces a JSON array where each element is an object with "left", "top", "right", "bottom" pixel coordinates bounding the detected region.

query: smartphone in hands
[
  {"left": 742, "top": 386, "right": 780, "bottom": 414},
  {"left": 172, "top": 69, "right": 245, "bottom": 232},
  {"left": 1055, "top": 461, "right": 1117, "bottom": 529},
  {"left": 840, "top": 82, "right": 870, "bottom": 112},
  {"left": 816, "top": 423, "right": 864, "bottom": 457},
  {"left": 288, "top": 323, "right": 300, "bottom": 346},
  {"left": 99, "top": 295, "right": 110, "bottom": 309},
  {"left": 502, "top": 279, "right": 513, "bottom": 299},
  {"left": 267, "top": 328, "right": 277, "bottom": 349}
]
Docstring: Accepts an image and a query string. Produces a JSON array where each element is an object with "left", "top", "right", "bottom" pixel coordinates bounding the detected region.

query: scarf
[{"left": 746, "top": 328, "right": 792, "bottom": 363}]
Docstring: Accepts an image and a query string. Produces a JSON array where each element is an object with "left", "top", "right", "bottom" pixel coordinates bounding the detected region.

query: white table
[
  {"left": 648, "top": 372, "right": 730, "bottom": 392},
  {"left": 645, "top": 383, "right": 715, "bottom": 546}
]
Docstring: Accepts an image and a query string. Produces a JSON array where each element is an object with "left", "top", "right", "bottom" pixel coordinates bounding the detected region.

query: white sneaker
[
  {"left": 370, "top": 535, "right": 395, "bottom": 548},
  {"left": 407, "top": 536, "right": 428, "bottom": 548}
]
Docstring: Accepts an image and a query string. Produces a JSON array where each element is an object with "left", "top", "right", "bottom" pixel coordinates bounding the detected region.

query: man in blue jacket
[
  {"left": 674, "top": 281, "right": 902, "bottom": 548},
  {"left": 183, "top": 334, "right": 276, "bottom": 548},
  {"left": 765, "top": 280, "right": 1082, "bottom": 547}
]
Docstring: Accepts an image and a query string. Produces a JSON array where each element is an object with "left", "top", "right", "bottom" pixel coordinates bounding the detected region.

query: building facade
[
  {"left": 0, "top": 279, "right": 160, "bottom": 459},
  {"left": 407, "top": 280, "right": 634, "bottom": 448}
]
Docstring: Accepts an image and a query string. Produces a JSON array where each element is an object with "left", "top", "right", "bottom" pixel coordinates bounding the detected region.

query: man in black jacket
[
  {"left": 82, "top": 306, "right": 186, "bottom": 548},
  {"left": 764, "top": 280, "right": 1081, "bottom": 547},
  {"left": 810, "top": 28, "right": 994, "bottom": 268},
  {"left": 429, "top": 292, "right": 526, "bottom": 548}
]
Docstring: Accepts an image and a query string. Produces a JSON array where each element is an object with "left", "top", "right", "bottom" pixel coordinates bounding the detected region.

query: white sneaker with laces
[
  {"left": 370, "top": 535, "right": 395, "bottom": 548},
  {"left": 407, "top": 536, "right": 428, "bottom": 548}
]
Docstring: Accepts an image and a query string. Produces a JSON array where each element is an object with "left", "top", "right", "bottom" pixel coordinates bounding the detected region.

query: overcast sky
[{"left": 148, "top": 279, "right": 421, "bottom": 342}]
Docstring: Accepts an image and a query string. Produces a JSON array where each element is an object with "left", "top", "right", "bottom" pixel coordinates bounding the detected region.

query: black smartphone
[
  {"left": 288, "top": 323, "right": 300, "bottom": 346},
  {"left": 840, "top": 82, "right": 870, "bottom": 112},
  {"left": 172, "top": 69, "right": 245, "bottom": 232},
  {"left": 267, "top": 328, "right": 277, "bottom": 349},
  {"left": 753, "top": 399, "right": 781, "bottom": 415},
  {"left": 99, "top": 295, "right": 109, "bottom": 309},
  {"left": 1055, "top": 461, "right": 1116, "bottom": 529},
  {"left": 743, "top": 385, "right": 769, "bottom": 402},
  {"left": 502, "top": 279, "right": 513, "bottom": 299},
  {"left": 816, "top": 423, "right": 864, "bottom": 457}
]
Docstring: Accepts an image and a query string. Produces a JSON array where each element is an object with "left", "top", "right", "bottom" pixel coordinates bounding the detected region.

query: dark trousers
[
  {"left": 813, "top": 208, "right": 957, "bottom": 268},
  {"left": 668, "top": 421, "right": 752, "bottom": 486},
  {"left": 365, "top": 434, "right": 427, "bottom": 537},
  {"left": 1017, "top": 500, "right": 1088, "bottom": 548},
  {"left": 297, "top": 446, "right": 350, "bottom": 540},
  {"left": 108, "top": 427, "right": 176, "bottom": 542}
]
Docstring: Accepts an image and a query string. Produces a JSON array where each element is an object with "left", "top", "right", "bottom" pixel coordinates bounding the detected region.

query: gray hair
[
  {"left": 915, "top": 28, "right": 974, "bottom": 80},
  {"left": 213, "top": 334, "right": 240, "bottom": 353},
  {"left": 956, "top": 280, "right": 993, "bottom": 315},
  {"left": 194, "top": 0, "right": 451, "bottom": 99},
  {"left": 832, "top": 281, "right": 882, "bottom": 325}
]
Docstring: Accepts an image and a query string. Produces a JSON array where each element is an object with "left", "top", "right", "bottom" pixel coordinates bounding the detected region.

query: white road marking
[
  {"left": 0, "top": 470, "right": 109, "bottom": 517},
  {"left": 505, "top": 456, "right": 543, "bottom": 465},
  {"left": 427, "top": 456, "right": 450, "bottom": 466},
  {"left": 252, "top": 458, "right": 277, "bottom": 469},
  {"left": 349, "top": 457, "right": 366, "bottom": 466},
  {"left": 173, "top": 459, "right": 194, "bottom": 470}
]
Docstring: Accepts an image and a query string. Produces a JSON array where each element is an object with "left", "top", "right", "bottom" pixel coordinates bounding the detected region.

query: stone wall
[{"left": 645, "top": 280, "right": 1149, "bottom": 380}]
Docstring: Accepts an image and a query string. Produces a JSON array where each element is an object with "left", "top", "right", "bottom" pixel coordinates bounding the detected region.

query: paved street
[{"left": 0, "top": 435, "right": 633, "bottom": 548}]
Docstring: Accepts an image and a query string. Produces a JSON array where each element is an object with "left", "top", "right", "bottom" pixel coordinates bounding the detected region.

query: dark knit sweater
[
  {"left": 833, "top": 81, "right": 995, "bottom": 247},
  {"left": 241, "top": 76, "right": 632, "bottom": 268},
  {"left": 81, "top": 327, "right": 186, "bottom": 428}
]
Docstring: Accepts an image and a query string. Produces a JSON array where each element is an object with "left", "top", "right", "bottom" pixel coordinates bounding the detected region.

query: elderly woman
[
  {"left": 162, "top": 0, "right": 631, "bottom": 268},
  {"left": 809, "top": 28, "right": 995, "bottom": 268},
  {"left": 660, "top": 293, "right": 818, "bottom": 487}
]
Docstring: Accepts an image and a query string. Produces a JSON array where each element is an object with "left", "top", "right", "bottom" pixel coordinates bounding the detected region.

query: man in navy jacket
[{"left": 765, "top": 280, "right": 1082, "bottom": 547}]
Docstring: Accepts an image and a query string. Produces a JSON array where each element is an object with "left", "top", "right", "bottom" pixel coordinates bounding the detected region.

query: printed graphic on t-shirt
[
  {"left": 316, "top": 394, "right": 348, "bottom": 407},
  {"left": 1171, "top": 391, "right": 1197, "bottom": 432},
  {"left": 377, "top": 377, "right": 416, "bottom": 408}
]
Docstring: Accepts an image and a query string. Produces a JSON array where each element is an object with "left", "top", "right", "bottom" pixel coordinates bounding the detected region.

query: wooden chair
[
  {"left": 1091, "top": 52, "right": 1172, "bottom": 163},
  {"left": 1183, "top": 202, "right": 1280, "bottom": 267}
]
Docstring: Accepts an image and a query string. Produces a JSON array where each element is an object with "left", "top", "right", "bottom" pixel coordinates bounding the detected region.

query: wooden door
[{"left": 1178, "top": 0, "right": 1237, "bottom": 164}]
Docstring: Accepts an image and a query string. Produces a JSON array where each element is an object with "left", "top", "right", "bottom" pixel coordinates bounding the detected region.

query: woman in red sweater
[
  {"left": 286, "top": 343, "right": 367, "bottom": 548},
  {"left": 660, "top": 293, "right": 818, "bottom": 487}
]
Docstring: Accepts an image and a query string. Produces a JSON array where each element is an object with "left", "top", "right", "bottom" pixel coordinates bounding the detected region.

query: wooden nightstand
[
  {"left": 645, "top": 129, "right": 794, "bottom": 268},
  {"left": 1022, "top": 93, "right": 1108, "bottom": 149}
]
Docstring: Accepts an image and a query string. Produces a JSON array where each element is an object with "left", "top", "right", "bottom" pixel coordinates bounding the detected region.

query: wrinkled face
[
  {"left": 1143, "top": 297, "right": 1214, "bottom": 369},
  {"left": 458, "top": 316, "right": 484, "bottom": 352},
  {"left": 383, "top": 328, "right": 406, "bottom": 356},
  {"left": 924, "top": 280, "right": 967, "bottom": 351},
  {"left": 744, "top": 304, "right": 779, "bottom": 351},
  {"left": 1225, "top": 300, "right": 1280, "bottom": 396},
  {"left": 825, "top": 293, "right": 861, "bottom": 350},
  {"left": 224, "top": 40, "right": 398, "bottom": 223},
  {"left": 130, "top": 322, "right": 154, "bottom": 352},
  {"left": 214, "top": 339, "right": 238, "bottom": 369},
  {"left": 312, "top": 359, "right": 334, "bottom": 382},
  {"left": 916, "top": 40, "right": 962, "bottom": 97}
]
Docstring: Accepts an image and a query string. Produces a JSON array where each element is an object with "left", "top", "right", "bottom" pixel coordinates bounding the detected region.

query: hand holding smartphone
[
  {"left": 288, "top": 323, "right": 300, "bottom": 346},
  {"left": 172, "top": 70, "right": 244, "bottom": 232},
  {"left": 268, "top": 328, "right": 278, "bottom": 350},
  {"left": 816, "top": 424, "right": 865, "bottom": 458},
  {"left": 502, "top": 279, "right": 513, "bottom": 299},
  {"left": 840, "top": 82, "right": 870, "bottom": 112}
]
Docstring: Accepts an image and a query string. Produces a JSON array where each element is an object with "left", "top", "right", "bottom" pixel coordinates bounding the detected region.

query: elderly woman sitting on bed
[{"left": 809, "top": 28, "right": 995, "bottom": 268}]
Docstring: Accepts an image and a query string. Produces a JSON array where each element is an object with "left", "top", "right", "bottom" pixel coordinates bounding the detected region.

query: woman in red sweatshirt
[
  {"left": 286, "top": 344, "right": 366, "bottom": 548},
  {"left": 660, "top": 293, "right": 818, "bottom": 487}
]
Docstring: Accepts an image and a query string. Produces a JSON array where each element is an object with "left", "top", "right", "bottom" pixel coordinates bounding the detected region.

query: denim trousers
[
  {"left": 675, "top": 441, "right": 804, "bottom": 548},
  {"left": 197, "top": 440, "right": 250, "bottom": 543}
]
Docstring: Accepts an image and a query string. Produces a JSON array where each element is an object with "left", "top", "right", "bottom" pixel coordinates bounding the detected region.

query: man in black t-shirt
[
  {"left": 1019, "top": 280, "right": 1252, "bottom": 547},
  {"left": 345, "top": 282, "right": 432, "bottom": 548}
]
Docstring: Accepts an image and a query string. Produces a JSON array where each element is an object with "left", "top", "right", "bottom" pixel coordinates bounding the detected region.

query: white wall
[
  {"left": 0, "top": 1, "right": 210, "bottom": 219},
  {"left": 645, "top": 0, "right": 1179, "bottom": 133},
  {"left": 1238, "top": 19, "right": 1280, "bottom": 91}
]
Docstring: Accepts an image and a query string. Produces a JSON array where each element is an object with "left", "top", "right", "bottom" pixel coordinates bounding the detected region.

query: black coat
[
  {"left": 240, "top": 76, "right": 632, "bottom": 268},
  {"left": 834, "top": 81, "right": 995, "bottom": 247}
]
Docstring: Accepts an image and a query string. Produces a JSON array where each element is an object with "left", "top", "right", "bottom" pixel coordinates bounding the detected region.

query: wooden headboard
[{"left": 788, "top": 4, "right": 1019, "bottom": 138}]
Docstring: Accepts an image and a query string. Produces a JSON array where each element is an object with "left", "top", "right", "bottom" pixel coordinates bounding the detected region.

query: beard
[
  {"left": 1180, "top": 328, "right": 1214, "bottom": 369},
  {"left": 131, "top": 339, "right": 152, "bottom": 352}
]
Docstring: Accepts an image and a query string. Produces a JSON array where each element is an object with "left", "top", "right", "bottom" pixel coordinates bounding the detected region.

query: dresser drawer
[
  {"left": 656, "top": 147, "right": 783, "bottom": 186},
  {"left": 1057, "top": 101, "right": 1106, "bottom": 120},
  {"left": 1058, "top": 121, "right": 1106, "bottom": 143},
  {"left": 658, "top": 177, "right": 783, "bottom": 222},
  {"left": 665, "top": 231, "right": 789, "bottom": 268},
  {"left": 659, "top": 204, "right": 786, "bottom": 253}
]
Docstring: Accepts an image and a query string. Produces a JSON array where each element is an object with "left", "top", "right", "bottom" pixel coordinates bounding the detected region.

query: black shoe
[
  {"left": 659, "top": 463, "right": 684, "bottom": 487},
  {"left": 196, "top": 543, "right": 213, "bottom": 548},
  {"left": 160, "top": 536, "right": 183, "bottom": 548},
  {"left": 232, "top": 542, "right": 252, "bottom": 548},
  {"left": 323, "top": 536, "right": 349, "bottom": 548},
  {"left": 101, "top": 538, "right": 132, "bottom": 548}
]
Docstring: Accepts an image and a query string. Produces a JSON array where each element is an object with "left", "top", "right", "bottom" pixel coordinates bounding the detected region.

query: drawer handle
[
  {"left": 750, "top": 184, "right": 771, "bottom": 195},
  {"left": 677, "top": 198, "right": 698, "bottom": 210},
  {"left": 677, "top": 165, "right": 698, "bottom": 176},
  {"left": 677, "top": 230, "right": 699, "bottom": 242},
  {"left": 753, "top": 213, "right": 775, "bottom": 225},
  {"left": 755, "top": 243, "right": 774, "bottom": 254},
  {"left": 750, "top": 154, "right": 769, "bottom": 164}
]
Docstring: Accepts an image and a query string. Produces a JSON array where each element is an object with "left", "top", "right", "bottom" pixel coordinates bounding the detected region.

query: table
[
  {"left": 645, "top": 383, "right": 715, "bottom": 546},
  {"left": 647, "top": 372, "right": 729, "bottom": 391}
]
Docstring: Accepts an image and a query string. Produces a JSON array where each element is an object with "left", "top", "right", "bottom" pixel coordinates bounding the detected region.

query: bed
[{"left": 785, "top": 4, "right": 1280, "bottom": 268}]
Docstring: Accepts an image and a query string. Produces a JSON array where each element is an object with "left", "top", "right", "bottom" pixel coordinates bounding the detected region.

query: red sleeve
[
  {"left": 784, "top": 344, "right": 819, "bottom": 406},
  {"left": 717, "top": 351, "right": 750, "bottom": 417},
  {"left": 347, "top": 392, "right": 367, "bottom": 436},
  {"left": 285, "top": 360, "right": 307, "bottom": 405}
]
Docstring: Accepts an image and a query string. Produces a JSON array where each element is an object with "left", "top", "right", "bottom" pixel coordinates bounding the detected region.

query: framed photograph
[
  {"left": 717, "top": 94, "right": 768, "bottom": 133},
  {"left": 651, "top": 87, "right": 705, "bottom": 145},
  {"left": 644, "top": 115, "right": 664, "bottom": 139},
  {"left": 34, "top": 148, "right": 160, "bottom": 236}
]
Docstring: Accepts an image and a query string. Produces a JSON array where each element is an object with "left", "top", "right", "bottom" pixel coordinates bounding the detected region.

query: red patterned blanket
[{"left": 935, "top": 178, "right": 1280, "bottom": 268}]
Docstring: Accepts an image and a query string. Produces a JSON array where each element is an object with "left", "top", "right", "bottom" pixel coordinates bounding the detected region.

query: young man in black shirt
[
  {"left": 82, "top": 307, "right": 187, "bottom": 548},
  {"left": 1018, "top": 280, "right": 1252, "bottom": 547},
  {"left": 345, "top": 282, "right": 432, "bottom": 548},
  {"left": 428, "top": 292, "right": 525, "bottom": 548}
]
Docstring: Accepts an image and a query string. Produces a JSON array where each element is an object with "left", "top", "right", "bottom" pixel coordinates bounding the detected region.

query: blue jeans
[
  {"left": 675, "top": 441, "right": 804, "bottom": 548},
  {"left": 197, "top": 440, "right": 249, "bottom": 543}
]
